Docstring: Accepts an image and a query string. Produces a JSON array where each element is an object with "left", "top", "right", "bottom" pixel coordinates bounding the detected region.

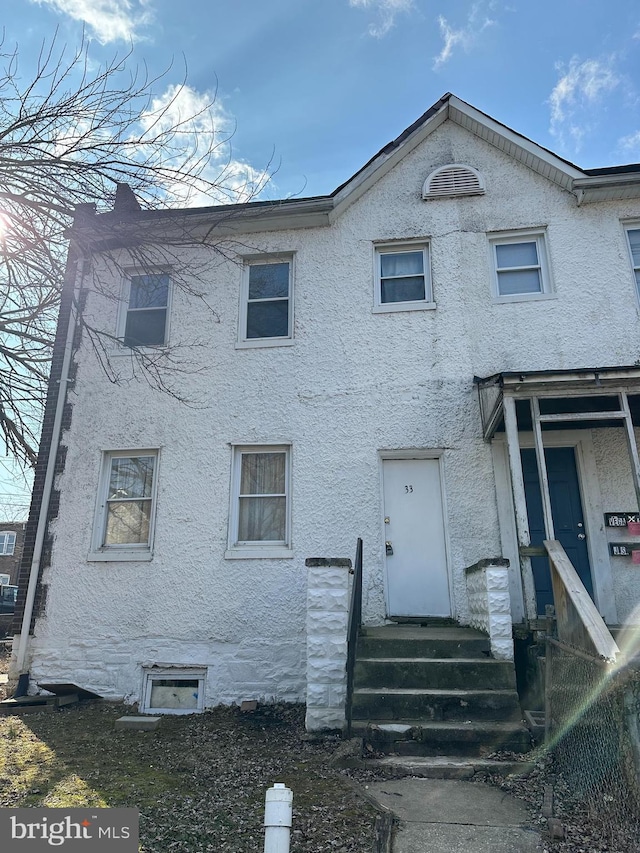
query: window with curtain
[
  {"left": 489, "top": 230, "right": 552, "bottom": 300},
  {"left": 376, "top": 246, "right": 430, "bottom": 306},
  {"left": 230, "top": 446, "right": 290, "bottom": 547}
]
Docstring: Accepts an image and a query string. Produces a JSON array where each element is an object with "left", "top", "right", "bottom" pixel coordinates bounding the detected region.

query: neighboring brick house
[
  {"left": 0, "top": 522, "right": 25, "bottom": 586},
  {"left": 10, "top": 93, "right": 640, "bottom": 726}
]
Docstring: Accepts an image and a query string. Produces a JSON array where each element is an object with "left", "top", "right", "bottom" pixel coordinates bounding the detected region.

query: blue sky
[{"left": 2, "top": 0, "right": 640, "bottom": 511}]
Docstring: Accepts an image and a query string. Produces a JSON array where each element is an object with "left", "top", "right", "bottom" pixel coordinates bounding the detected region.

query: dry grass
[{"left": 0, "top": 649, "right": 377, "bottom": 852}]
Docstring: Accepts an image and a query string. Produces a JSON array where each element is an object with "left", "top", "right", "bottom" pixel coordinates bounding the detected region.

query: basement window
[{"left": 141, "top": 667, "right": 206, "bottom": 715}]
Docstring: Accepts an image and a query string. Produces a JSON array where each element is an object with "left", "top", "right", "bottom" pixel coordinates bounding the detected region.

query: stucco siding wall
[
  {"left": 28, "top": 118, "right": 640, "bottom": 703},
  {"left": 592, "top": 427, "right": 640, "bottom": 625}
]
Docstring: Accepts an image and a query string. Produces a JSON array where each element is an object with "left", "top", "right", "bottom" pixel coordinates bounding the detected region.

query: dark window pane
[
  {"left": 381, "top": 276, "right": 426, "bottom": 303},
  {"left": 124, "top": 308, "right": 167, "bottom": 346},
  {"left": 248, "top": 263, "right": 289, "bottom": 299},
  {"left": 129, "top": 275, "right": 169, "bottom": 309},
  {"left": 246, "top": 300, "right": 289, "bottom": 338},
  {"left": 629, "top": 229, "right": 640, "bottom": 264},
  {"left": 495, "top": 242, "right": 538, "bottom": 269}
]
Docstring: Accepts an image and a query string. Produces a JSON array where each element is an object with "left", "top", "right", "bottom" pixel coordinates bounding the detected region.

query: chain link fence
[{"left": 546, "top": 637, "right": 640, "bottom": 849}]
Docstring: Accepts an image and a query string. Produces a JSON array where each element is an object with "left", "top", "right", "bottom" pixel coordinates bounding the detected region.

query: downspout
[{"left": 14, "top": 252, "right": 84, "bottom": 677}]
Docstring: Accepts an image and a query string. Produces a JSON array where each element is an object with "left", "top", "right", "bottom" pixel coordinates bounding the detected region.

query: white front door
[{"left": 382, "top": 457, "right": 451, "bottom": 617}]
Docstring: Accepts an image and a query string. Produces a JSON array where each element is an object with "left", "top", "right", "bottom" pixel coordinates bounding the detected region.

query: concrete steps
[{"left": 351, "top": 624, "right": 531, "bottom": 771}]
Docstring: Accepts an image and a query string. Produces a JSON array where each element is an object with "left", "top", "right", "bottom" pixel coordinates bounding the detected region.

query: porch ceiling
[{"left": 475, "top": 366, "right": 640, "bottom": 440}]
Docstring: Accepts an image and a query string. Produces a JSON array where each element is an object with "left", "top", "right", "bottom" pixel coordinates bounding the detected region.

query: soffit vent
[{"left": 422, "top": 164, "right": 485, "bottom": 200}]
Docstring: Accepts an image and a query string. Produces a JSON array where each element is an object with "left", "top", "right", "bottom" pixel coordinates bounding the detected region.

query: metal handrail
[{"left": 345, "top": 537, "right": 363, "bottom": 738}]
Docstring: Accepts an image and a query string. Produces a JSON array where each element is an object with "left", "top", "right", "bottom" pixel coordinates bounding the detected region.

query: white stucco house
[{"left": 11, "top": 93, "right": 640, "bottom": 726}]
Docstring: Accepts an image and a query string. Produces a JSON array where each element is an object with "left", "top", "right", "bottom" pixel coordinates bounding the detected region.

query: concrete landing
[
  {"left": 367, "top": 778, "right": 542, "bottom": 852},
  {"left": 115, "top": 715, "right": 161, "bottom": 731}
]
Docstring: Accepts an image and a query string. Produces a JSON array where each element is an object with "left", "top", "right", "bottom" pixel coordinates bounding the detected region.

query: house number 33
[{"left": 404, "top": 485, "right": 413, "bottom": 493}]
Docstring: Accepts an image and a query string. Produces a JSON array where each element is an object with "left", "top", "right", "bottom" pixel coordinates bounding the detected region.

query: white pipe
[
  {"left": 264, "top": 783, "right": 293, "bottom": 853},
  {"left": 15, "top": 254, "right": 84, "bottom": 674}
]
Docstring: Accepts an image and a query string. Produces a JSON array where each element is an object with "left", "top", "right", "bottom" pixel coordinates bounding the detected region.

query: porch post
[
  {"left": 503, "top": 396, "right": 537, "bottom": 619},
  {"left": 531, "top": 396, "right": 555, "bottom": 540},
  {"left": 620, "top": 392, "right": 640, "bottom": 511},
  {"left": 503, "top": 396, "right": 530, "bottom": 548}
]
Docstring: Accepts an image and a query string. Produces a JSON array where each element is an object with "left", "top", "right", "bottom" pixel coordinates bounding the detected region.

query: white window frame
[
  {"left": 141, "top": 666, "right": 206, "bottom": 715},
  {"left": 225, "top": 444, "right": 293, "bottom": 559},
  {"left": 117, "top": 272, "right": 172, "bottom": 350},
  {"left": 88, "top": 449, "right": 159, "bottom": 562},
  {"left": 373, "top": 241, "right": 434, "bottom": 313},
  {"left": 0, "top": 531, "right": 16, "bottom": 556},
  {"left": 624, "top": 223, "right": 640, "bottom": 302},
  {"left": 237, "top": 257, "right": 294, "bottom": 348},
  {"left": 488, "top": 229, "right": 554, "bottom": 303}
]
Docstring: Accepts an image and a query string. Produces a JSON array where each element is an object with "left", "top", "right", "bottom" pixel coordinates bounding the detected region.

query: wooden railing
[
  {"left": 544, "top": 539, "right": 619, "bottom": 662},
  {"left": 345, "top": 537, "right": 363, "bottom": 738}
]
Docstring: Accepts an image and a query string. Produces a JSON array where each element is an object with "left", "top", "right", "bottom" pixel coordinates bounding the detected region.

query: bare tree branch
[{"left": 0, "top": 33, "right": 274, "bottom": 469}]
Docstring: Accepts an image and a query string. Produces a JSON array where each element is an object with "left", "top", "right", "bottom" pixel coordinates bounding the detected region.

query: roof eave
[{"left": 572, "top": 173, "right": 640, "bottom": 204}]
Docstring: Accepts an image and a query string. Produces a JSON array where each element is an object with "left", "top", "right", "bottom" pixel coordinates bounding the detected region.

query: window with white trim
[
  {"left": 122, "top": 273, "right": 170, "bottom": 347},
  {"left": 625, "top": 226, "right": 640, "bottom": 297},
  {"left": 0, "top": 532, "right": 16, "bottom": 556},
  {"left": 228, "top": 446, "right": 291, "bottom": 556},
  {"left": 141, "top": 667, "right": 205, "bottom": 714},
  {"left": 489, "top": 231, "right": 552, "bottom": 300},
  {"left": 239, "top": 259, "right": 292, "bottom": 345},
  {"left": 91, "top": 451, "right": 158, "bottom": 559},
  {"left": 374, "top": 244, "right": 432, "bottom": 311}
]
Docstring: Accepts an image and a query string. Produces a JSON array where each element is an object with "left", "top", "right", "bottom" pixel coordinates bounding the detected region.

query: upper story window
[
  {"left": 0, "top": 532, "right": 16, "bottom": 556},
  {"left": 489, "top": 230, "right": 552, "bottom": 302},
  {"left": 238, "top": 259, "right": 293, "bottom": 347},
  {"left": 123, "top": 273, "right": 170, "bottom": 347},
  {"left": 374, "top": 244, "right": 433, "bottom": 313},
  {"left": 226, "top": 445, "right": 292, "bottom": 558},
  {"left": 89, "top": 450, "right": 158, "bottom": 561},
  {"left": 625, "top": 226, "right": 640, "bottom": 297}
]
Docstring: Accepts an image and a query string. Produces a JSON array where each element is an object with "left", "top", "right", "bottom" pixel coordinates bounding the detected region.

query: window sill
[
  {"left": 491, "top": 292, "right": 557, "bottom": 304},
  {"left": 373, "top": 301, "right": 436, "bottom": 314},
  {"left": 87, "top": 550, "right": 154, "bottom": 562},
  {"left": 224, "top": 547, "right": 294, "bottom": 560},
  {"left": 235, "top": 338, "right": 294, "bottom": 350}
]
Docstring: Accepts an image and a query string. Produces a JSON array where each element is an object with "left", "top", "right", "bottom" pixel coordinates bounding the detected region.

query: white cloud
[
  {"left": 30, "top": 0, "right": 153, "bottom": 44},
  {"left": 549, "top": 56, "right": 620, "bottom": 150},
  {"left": 432, "top": 3, "right": 496, "bottom": 69},
  {"left": 349, "top": 0, "right": 413, "bottom": 38},
  {"left": 137, "top": 84, "right": 270, "bottom": 206},
  {"left": 619, "top": 130, "right": 640, "bottom": 158}
]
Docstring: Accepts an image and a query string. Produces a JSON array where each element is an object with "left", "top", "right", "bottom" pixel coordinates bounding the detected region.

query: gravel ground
[{"left": 474, "top": 752, "right": 640, "bottom": 853}]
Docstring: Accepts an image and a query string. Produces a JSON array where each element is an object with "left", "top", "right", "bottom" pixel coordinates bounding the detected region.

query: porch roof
[{"left": 474, "top": 365, "right": 640, "bottom": 440}]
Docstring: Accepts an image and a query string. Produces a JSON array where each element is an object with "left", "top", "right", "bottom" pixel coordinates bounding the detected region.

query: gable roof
[{"left": 82, "top": 93, "right": 640, "bottom": 239}]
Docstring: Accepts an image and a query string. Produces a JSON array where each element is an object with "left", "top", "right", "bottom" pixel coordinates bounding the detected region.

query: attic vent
[{"left": 422, "top": 164, "right": 484, "bottom": 200}]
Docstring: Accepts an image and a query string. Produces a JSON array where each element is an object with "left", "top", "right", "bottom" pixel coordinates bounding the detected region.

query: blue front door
[{"left": 521, "top": 447, "right": 594, "bottom": 615}]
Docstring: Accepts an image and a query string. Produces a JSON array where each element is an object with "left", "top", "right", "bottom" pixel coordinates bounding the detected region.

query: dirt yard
[{"left": 0, "top": 649, "right": 379, "bottom": 852}]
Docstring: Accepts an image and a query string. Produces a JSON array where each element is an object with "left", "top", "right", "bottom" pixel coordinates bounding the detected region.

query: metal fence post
[{"left": 264, "top": 783, "right": 293, "bottom": 853}]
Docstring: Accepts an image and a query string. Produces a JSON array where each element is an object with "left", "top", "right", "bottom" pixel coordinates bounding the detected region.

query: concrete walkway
[{"left": 367, "top": 778, "right": 543, "bottom": 852}]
